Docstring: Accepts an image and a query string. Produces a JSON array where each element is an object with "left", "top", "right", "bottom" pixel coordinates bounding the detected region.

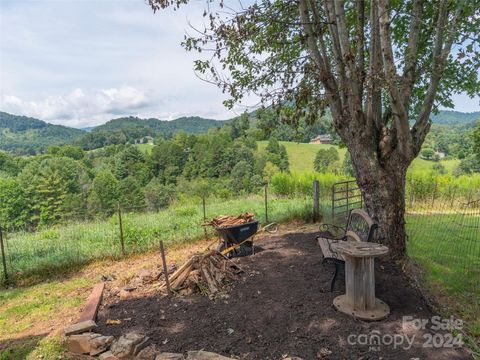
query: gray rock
[
  {"left": 90, "top": 335, "right": 115, "bottom": 356},
  {"left": 111, "top": 332, "right": 147, "bottom": 358},
  {"left": 186, "top": 351, "right": 235, "bottom": 360},
  {"left": 67, "top": 332, "right": 101, "bottom": 354},
  {"left": 155, "top": 353, "right": 185, "bottom": 360},
  {"left": 136, "top": 345, "right": 159, "bottom": 359},
  {"left": 64, "top": 320, "right": 97, "bottom": 336},
  {"left": 99, "top": 350, "right": 119, "bottom": 360}
]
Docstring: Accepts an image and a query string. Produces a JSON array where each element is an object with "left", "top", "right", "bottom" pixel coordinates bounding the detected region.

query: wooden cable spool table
[{"left": 331, "top": 241, "right": 390, "bottom": 321}]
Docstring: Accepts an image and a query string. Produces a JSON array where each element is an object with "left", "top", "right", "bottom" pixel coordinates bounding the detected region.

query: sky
[{"left": 0, "top": 0, "right": 479, "bottom": 129}]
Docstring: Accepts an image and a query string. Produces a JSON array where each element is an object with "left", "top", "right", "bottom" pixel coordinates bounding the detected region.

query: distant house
[
  {"left": 135, "top": 136, "right": 154, "bottom": 145},
  {"left": 435, "top": 150, "right": 446, "bottom": 159},
  {"left": 310, "top": 134, "right": 333, "bottom": 144}
]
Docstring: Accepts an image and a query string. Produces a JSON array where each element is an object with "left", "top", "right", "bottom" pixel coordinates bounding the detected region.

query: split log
[
  {"left": 203, "top": 212, "right": 255, "bottom": 228},
  {"left": 160, "top": 250, "right": 242, "bottom": 296}
]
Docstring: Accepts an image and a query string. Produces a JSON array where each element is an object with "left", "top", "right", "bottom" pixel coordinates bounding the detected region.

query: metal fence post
[
  {"left": 431, "top": 181, "right": 438, "bottom": 207},
  {"left": 118, "top": 203, "right": 125, "bottom": 256},
  {"left": 409, "top": 179, "right": 415, "bottom": 208},
  {"left": 313, "top": 180, "right": 320, "bottom": 222},
  {"left": 264, "top": 184, "right": 268, "bottom": 223},
  {"left": 0, "top": 227, "right": 8, "bottom": 283},
  {"left": 202, "top": 197, "right": 208, "bottom": 239}
]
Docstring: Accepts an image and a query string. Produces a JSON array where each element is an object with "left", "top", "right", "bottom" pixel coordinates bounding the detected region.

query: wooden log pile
[
  {"left": 203, "top": 212, "right": 255, "bottom": 228},
  {"left": 162, "top": 250, "right": 242, "bottom": 296}
]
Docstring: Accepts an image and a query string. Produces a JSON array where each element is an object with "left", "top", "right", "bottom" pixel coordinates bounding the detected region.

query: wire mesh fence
[
  {"left": 0, "top": 188, "right": 324, "bottom": 284},
  {"left": 1, "top": 180, "right": 478, "bottom": 288},
  {"left": 406, "top": 198, "right": 480, "bottom": 293}
]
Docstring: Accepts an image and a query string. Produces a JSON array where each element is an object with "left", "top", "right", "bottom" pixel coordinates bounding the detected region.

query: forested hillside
[
  {"left": 78, "top": 116, "right": 226, "bottom": 150},
  {"left": 0, "top": 112, "right": 85, "bottom": 155},
  {"left": 430, "top": 110, "right": 480, "bottom": 125},
  {"left": 0, "top": 116, "right": 291, "bottom": 229},
  {"left": 1, "top": 109, "right": 477, "bottom": 154}
]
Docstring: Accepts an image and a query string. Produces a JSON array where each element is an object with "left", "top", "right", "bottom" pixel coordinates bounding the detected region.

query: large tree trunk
[{"left": 350, "top": 148, "right": 408, "bottom": 259}]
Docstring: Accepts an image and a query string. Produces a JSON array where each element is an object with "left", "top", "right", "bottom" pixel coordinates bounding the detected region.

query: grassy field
[
  {"left": 258, "top": 141, "right": 347, "bottom": 172},
  {"left": 258, "top": 140, "right": 460, "bottom": 174},
  {"left": 406, "top": 213, "right": 480, "bottom": 340},
  {"left": 3, "top": 195, "right": 323, "bottom": 283},
  {"left": 135, "top": 142, "right": 154, "bottom": 154}
]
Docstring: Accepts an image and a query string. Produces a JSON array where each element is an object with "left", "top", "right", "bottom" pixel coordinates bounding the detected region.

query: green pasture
[
  {"left": 257, "top": 140, "right": 460, "bottom": 175},
  {"left": 406, "top": 213, "right": 480, "bottom": 338}
]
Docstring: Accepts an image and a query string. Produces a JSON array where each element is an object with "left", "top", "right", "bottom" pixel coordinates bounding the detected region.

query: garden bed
[{"left": 96, "top": 229, "right": 472, "bottom": 360}]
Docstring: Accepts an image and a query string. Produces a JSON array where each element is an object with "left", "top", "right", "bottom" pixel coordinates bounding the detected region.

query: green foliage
[
  {"left": 88, "top": 170, "right": 119, "bottom": 215},
  {"left": 342, "top": 152, "right": 355, "bottom": 177},
  {"left": 265, "top": 138, "right": 289, "bottom": 172},
  {"left": 78, "top": 116, "right": 225, "bottom": 150},
  {"left": 119, "top": 177, "right": 145, "bottom": 211},
  {"left": 456, "top": 155, "right": 480, "bottom": 175},
  {"left": 0, "top": 112, "right": 84, "bottom": 155},
  {"left": 420, "top": 147, "right": 435, "bottom": 160},
  {"left": 432, "top": 163, "right": 447, "bottom": 175},
  {"left": 36, "top": 167, "right": 68, "bottom": 225},
  {"left": 313, "top": 147, "right": 339, "bottom": 172},
  {"left": 473, "top": 122, "right": 480, "bottom": 159},
  {"left": 430, "top": 111, "right": 480, "bottom": 125},
  {"left": 113, "top": 145, "right": 149, "bottom": 184},
  {"left": 270, "top": 172, "right": 347, "bottom": 198},
  {"left": 253, "top": 107, "right": 335, "bottom": 143},
  {"left": 144, "top": 178, "right": 175, "bottom": 211},
  {"left": 47, "top": 145, "right": 84, "bottom": 160},
  {"left": 0, "top": 177, "right": 28, "bottom": 228}
]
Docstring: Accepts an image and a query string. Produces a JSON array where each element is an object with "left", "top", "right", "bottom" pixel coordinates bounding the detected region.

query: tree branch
[
  {"left": 401, "top": 0, "right": 423, "bottom": 109},
  {"left": 411, "top": 1, "right": 460, "bottom": 154},
  {"left": 378, "top": 0, "right": 412, "bottom": 160}
]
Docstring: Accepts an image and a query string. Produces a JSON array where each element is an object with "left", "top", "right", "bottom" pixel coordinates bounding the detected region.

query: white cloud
[{"left": 1, "top": 86, "right": 153, "bottom": 128}]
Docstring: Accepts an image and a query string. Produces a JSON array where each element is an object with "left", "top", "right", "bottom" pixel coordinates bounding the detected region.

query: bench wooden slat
[{"left": 318, "top": 237, "right": 345, "bottom": 261}]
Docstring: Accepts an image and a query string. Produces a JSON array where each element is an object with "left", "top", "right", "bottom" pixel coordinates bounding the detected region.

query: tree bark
[{"left": 352, "top": 150, "right": 408, "bottom": 259}]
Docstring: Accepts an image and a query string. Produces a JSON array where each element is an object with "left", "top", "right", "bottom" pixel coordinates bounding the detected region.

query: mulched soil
[{"left": 97, "top": 229, "right": 473, "bottom": 360}]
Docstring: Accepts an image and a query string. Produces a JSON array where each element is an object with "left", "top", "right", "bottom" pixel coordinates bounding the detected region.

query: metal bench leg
[{"left": 329, "top": 262, "right": 339, "bottom": 292}]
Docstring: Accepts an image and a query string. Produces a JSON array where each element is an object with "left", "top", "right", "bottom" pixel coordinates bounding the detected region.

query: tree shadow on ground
[{"left": 96, "top": 230, "right": 473, "bottom": 360}]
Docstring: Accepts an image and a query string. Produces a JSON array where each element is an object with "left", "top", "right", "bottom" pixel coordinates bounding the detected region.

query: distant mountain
[
  {"left": 0, "top": 112, "right": 85, "bottom": 155},
  {"left": 92, "top": 116, "right": 225, "bottom": 134},
  {"left": 78, "top": 116, "right": 227, "bottom": 150},
  {"left": 430, "top": 110, "right": 480, "bottom": 125}
]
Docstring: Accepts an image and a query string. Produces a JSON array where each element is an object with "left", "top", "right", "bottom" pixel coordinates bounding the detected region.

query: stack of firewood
[
  {"left": 203, "top": 212, "right": 255, "bottom": 228},
  {"left": 162, "top": 250, "right": 242, "bottom": 295}
]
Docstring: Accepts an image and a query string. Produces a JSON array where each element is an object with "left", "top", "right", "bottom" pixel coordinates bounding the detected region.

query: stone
[
  {"left": 67, "top": 333, "right": 101, "bottom": 354},
  {"left": 119, "top": 289, "right": 134, "bottom": 300},
  {"left": 133, "top": 337, "right": 150, "bottom": 356},
  {"left": 99, "top": 351, "right": 119, "bottom": 360},
  {"left": 135, "top": 345, "right": 159, "bottom": 359},
  {"left": 316, "top": 348, "right": 332, "bottom": 358},
  {"left": 284, "top": 357, "right": 304, "bottom": 360},
  {"left": 136, "top": 269, "right": 162, "bottom": 283},
  {"left": 90, "top": 335, "right": 115, "bottom": 356},
  {"left": 155, "top": 353, "right": 184, "bottom": 360},
  {"left": 64, "top": 320, "right": 97, "bottom": 336},
  {"left": 111, "top": 332, "right": 146, "bottom": 358},
  {"left": 186, "top": 351, "right": 235, "bottom": 360}
]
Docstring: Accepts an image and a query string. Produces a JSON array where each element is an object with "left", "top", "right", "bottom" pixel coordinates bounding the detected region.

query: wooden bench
[{"left": 316, "top": 208, "right": 377, "bottom": 291}]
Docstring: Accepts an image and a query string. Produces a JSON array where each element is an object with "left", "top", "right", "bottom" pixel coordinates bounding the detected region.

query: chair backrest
[{"left": 345, "top": 209, "right": 377, "bottom": 242}]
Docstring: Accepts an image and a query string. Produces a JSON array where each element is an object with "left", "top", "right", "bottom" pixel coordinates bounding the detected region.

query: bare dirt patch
[{"left": 96, "top": 229, "right": 473, "bottom": 359}]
